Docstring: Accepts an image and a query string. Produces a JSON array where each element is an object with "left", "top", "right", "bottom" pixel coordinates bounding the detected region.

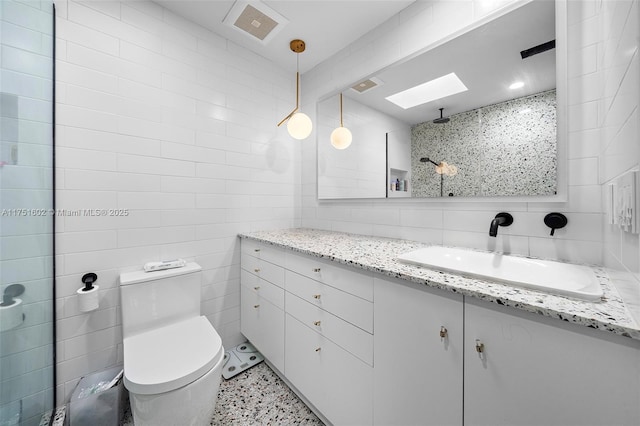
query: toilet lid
[{"left": 123, "top": 316, "right": 223, "bottom": 395}]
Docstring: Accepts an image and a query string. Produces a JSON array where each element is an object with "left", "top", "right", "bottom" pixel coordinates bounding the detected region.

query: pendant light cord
[
  {"left": 295, "top": 53, "right": 300, "bottom": 109},
  {"left": 339, "top": 93, "right": 344, "bottom": 127}
]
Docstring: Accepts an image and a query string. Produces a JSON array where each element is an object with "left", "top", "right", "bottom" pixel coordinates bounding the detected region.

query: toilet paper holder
[
  {"left": 1, "top": 284, "right": 26, "bottom": 328},
  {"left": 81, "top": 273, "right": 98, "bottom": 291},
  {"left": 2, "top": 283, "right": 25, "bottom": 306},
  {"left": 77, "top": 273, "right": 100, "bottom": 313}
]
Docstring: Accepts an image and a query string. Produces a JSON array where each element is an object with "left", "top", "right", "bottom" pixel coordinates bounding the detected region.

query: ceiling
[
  {"left": 344, "top": 0, "right": 556, "bottom": 124},
  {"left": 154, "top": 0, "right": 415, "bottom": 73}
]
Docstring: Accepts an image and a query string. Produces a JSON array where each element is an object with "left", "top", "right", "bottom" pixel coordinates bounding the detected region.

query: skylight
[{"left": 385, "top": 73, "right": 468, "bottom": 109}]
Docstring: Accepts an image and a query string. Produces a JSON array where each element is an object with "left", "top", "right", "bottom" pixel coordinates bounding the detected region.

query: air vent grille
[
  {"left": 233, "top": 4, "right": 278, "bottom": 41},
  {"left": 351, "top": 77, "right": 383, "bottom": 93},
  {"left": 223, "top": 1, "right": 289, "bottom": 45}
]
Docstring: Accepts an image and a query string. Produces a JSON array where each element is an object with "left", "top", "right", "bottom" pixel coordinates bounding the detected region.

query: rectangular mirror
[{"left": 317, "top": 0, "right": 563, "bottom": 200}]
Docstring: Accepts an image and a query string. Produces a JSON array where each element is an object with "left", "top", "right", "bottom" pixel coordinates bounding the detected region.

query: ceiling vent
[
  {"left": 351, "top": 77, "right": 384, "bottom": 94},
  {"left": 223, "top": 1, "right": 288, "bottom": 45}
]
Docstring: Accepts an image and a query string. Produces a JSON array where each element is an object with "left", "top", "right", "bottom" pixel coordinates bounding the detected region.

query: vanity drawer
[
  {"left": 241, "top": 239, "right": 286, "bottom": 265},
  {"left": 285, "top": 251, "right": 374, "bottom": 301},
  {"left": 241, "top": 285, "right": 284, "bottom": 373},
  {"left": 241, "top": 252, "right": 285, "bottom": 288},
  {"left": 286, "top": 292, "right": 373, "bottom": 365},
  {"left": 241, "top": 269, "right": 284, "bottom": 309},
  {"left": 285, "top": 314, "right": 373, "bottom": 426},
  {"left": 285, "top": 270, "right": 373, "bottom": 333}
]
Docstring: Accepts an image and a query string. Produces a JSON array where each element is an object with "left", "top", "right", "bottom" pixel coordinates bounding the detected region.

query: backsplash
[{"left": 411, "top": 90, "right": 557, "bottom": 197}]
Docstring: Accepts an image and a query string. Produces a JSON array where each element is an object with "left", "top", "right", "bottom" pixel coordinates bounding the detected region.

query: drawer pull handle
[
  {"left": 313, "top": 294, "right": 321, "bottom": 300},
  {"left": 254, "top": 249, "right": 260, "bottom": 252},
  {"left": 254, "top": 268, "right": 260, "bottom": 273},
  {"left": 475, "top": 339, "right": 485, "bottom": 359},
  {"left": 313, "top": 268, "right": 321, "bottom": 273},
  {"left": 313, "top": 321, "right": 321, "bottom": 326},
  {"left": 439, "top": 326, "right": 448, "bottom": 338},
  {"left": 254, "top": 286, "right": 260, "bottom": 291},
  {"left": 315, "top": 347, "right": 321, "bottom": 352},
  {"left": 254, "top": 304, "right": 260, "bottom": 309}
]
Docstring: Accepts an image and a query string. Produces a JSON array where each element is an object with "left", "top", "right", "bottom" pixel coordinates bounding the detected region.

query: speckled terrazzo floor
[{"left": 120, "top": 362, "right": 324, "bottom": 425}]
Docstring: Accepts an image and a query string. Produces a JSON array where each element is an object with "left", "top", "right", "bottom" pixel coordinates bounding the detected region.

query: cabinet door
[
  {"left": 240, "top": 282, "right": 285, "bottom": 372},
  {"left": 373, "top": 277, "right": 464, "bottom": 426},
  {"left": 286, "top": 314, "right": 373, "bottom": 425},
  {"left": 464, "top": 298, "right": 640, "bottom": 426}
]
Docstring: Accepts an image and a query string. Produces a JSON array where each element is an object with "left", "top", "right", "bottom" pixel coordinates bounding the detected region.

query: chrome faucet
[{"left": 489, "top": 212, "right": 514, "bottom": 237}]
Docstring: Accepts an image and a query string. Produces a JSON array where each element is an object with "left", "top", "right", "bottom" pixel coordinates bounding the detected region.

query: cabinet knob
[
  {"left": 253, "top": 286, "right": 260, "bottom": 291},
  {"left": 254, "top": 268, "right": 260, "bottom": 273},
  {"left": 475, "top": 339, "right": 485, "bottom": 355},
  {"left": 315, "top": 347, "right": 321, "bottom": 352},
  {"left": 439, "top": 326, "right": 448, "bottom": 338},
  {"left": 253, "top": 304, "right": 260, "bottom": 309},
  {"left": 313, "top": 294, "right": 321, "bottom": 300},
  {"left": 313, "top": 268, "right": 321, "bottom": 273},
  {"left": 313, "top": 321, "right": 321, "bottom": 326}
]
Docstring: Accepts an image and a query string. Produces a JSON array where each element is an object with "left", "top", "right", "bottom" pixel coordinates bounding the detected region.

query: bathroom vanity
[{"left": 239, "top": 229, "right": 640, "bottom": 426}]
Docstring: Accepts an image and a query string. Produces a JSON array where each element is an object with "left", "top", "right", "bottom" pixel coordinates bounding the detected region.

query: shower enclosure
[{"left": 0, "top": 1, "right": 56, "bottom": 425}]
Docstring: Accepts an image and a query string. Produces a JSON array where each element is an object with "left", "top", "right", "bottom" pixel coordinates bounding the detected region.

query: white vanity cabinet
[
  {"left": 241, "top": 241, "right": 374, "bottom": 425},
  {"left": 284, "top": 251, "right": 374, "bottom": 425},
  {"left": 240, "top": 238, "right": 640, "bottom": 426},
  {"left": 464, "top": 297, "right": 640, "bottom": 426},
  {"left": 240, "top": 240, "right": 286, "bottom": 372},
  {"left": 373, "top": 276, "right": 464, "bottom": 426}
]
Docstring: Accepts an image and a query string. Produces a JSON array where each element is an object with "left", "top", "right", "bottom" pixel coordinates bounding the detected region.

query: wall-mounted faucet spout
[{"left": 489, "top": 212, "right": 513, "bottom": 237}]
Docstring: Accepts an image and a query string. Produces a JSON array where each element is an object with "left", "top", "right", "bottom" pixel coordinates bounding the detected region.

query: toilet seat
[{"left": 123, "top": 316, "right": 223, "bottom": 395}]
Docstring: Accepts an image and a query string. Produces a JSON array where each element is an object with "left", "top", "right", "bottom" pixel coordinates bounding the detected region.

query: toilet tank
[{"left": 119, "top": 262, "right": 202, "bottom": 339}]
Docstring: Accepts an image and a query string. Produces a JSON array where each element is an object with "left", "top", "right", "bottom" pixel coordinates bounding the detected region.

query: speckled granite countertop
[{"left": 239, "top": 228, "right": 640, "bottom": 341}]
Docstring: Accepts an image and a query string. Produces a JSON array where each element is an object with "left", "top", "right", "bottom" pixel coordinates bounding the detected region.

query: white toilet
[{"left": 119, "top": 262, "right": 224, "bottom": 426}]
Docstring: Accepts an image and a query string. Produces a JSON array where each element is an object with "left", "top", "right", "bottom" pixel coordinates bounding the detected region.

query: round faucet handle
[
  {"left": 494, "top": 212, "right": 513, "bottom": 226},
  {"left": 544, "top": 212, "right": 567, "bottom": 236}
]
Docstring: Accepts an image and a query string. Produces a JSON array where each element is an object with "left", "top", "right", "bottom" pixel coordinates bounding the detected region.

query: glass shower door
[{"left": 0, "top": 1, "right": 55, "bottom": 425}]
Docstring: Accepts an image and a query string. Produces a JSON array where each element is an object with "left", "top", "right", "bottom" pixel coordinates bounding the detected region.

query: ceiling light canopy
[
  {"left": 277, "top": 39, "right": 312, "bottom": 140},
  {"left": 386, "top": 72, "right": 468, "bottom": 109}
]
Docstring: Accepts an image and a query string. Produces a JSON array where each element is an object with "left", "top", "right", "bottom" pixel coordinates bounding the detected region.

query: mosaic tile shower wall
[{"left": 411, "top": 90, "right": 556, "bottom": 197}]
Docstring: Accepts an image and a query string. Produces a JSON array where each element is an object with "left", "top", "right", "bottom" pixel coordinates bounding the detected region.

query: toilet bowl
[{"left": 119, "top": 262, "right": 224, "bottom": 426}]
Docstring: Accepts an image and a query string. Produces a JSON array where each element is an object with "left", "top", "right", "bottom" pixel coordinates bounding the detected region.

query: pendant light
[
  {"left": 277, "top": 39, "right": 312, "bottom": 140},
  {"left": 330, "top": 93, "right": 352, "bottom": 149}
]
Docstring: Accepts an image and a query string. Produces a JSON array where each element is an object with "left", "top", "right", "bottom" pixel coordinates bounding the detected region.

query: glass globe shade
[
  {"left": 287, "top": 112, "right": 313, "bottom": 140},
  {"left": 330, "top": 126, "right": 353, "bottom": 149}
]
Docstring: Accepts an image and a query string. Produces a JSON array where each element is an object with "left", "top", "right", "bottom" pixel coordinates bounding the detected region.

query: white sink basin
[{"left": 397, "top": 246, "right": 603, "bottom": 302}]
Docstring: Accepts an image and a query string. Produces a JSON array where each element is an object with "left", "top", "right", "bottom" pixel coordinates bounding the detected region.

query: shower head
[
  {"left": 433, "top": 108, "right": 450, "bottom": 124},
  {"left": 420, "top": 157, "right": 438, "bottom": 166}
]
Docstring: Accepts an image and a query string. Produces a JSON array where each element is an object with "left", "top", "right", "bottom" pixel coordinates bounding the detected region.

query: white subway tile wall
[
  {"left": 54, "top": 0, "right": 300, "bottom": 405},
  {"left": 593, "top": 0, "right": 639, "bottom": 279}
]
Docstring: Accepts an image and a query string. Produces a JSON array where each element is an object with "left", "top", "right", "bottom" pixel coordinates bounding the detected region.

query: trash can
[{"left": 68, "top": 366, "right": 124, "bottom": 426}]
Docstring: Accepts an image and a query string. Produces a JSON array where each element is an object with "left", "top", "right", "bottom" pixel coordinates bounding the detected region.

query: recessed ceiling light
[
  {"left": 385, "top": 73, "right": 468, "bottom": 109},
  {"left": 509, "top": 81, "right": 525, "bottom": 89}
]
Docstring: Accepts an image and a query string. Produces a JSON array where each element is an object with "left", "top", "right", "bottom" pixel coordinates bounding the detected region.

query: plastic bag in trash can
[{"left": 70, "top": 367, "right": 124, "bottom": 426}]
